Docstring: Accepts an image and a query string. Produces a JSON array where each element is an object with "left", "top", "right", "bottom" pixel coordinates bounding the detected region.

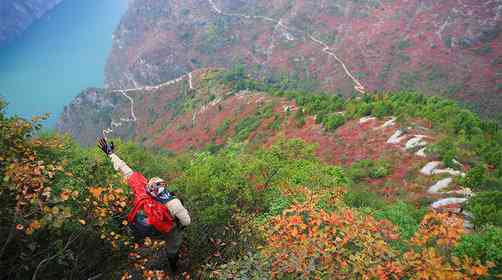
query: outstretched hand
[{"left": 97, "top": 137, "right": 114, "bottom": 156}]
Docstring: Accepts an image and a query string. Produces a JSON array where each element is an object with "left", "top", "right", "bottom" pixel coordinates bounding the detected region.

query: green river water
[{"left": 0, "top": 0, "right": 128, "bottom": 127}]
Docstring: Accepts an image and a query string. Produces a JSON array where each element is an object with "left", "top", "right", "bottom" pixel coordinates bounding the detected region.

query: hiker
[{"left": 97, "top": 137, "right": 190, "bottom": 273}]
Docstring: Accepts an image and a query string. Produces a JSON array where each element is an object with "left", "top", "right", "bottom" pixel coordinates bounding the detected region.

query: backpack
[{"left": 127, "top": 172, "right": 175, "bottom": 235}]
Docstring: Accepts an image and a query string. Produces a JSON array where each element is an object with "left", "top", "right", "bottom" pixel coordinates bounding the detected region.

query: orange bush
[{"left": 261, "top": 188, "right": 492, "bottom": 279}]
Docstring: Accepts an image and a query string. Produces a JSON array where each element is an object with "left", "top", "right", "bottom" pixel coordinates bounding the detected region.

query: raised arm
[
  {"left": 165, "top": 199, "right": 191, "bottom": 226},
  {"left": 109, "top": 153, "right": 133, "bottom": 179},
  {"left": 98, "top": 138, "right": 133, "bottom": 179}
]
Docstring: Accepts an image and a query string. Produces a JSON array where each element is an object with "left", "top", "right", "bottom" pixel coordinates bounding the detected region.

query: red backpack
[{"left": 126, "top": 172, "right": 174, "bottom": 234}]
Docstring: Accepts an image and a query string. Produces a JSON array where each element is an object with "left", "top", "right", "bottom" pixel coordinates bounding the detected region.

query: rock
[
  {"left": 387, "top": 129, "right": 407, "bottom": 144},
  {"left": 405, "top": 135, "right": 428, "bottom": 150},
  {"left": 447, "top": 188, "right": 473, "bottom": 197},
  {"left": 431, "top": 197, "right": 468, "bottom": 209},
  {"left": 464, "top": 220, "right": 474, "bottom": 230},
  {"left": 420, "top": 161, "right": 442, "bottom": 175},
  {"left": 374, "top": 117, "right": 396, "bottom": 130},
  {"left": 420, "top": 161, "right": 465, "bottom": 177},
  {"left": 428, "top": 178, "right": 453, "bottom": 194},
  {"left": 432, "top": 168, "right": 465, "bottom": 177},
  {"left": 462, "top": 210, "right": 474, "bottom": 220},
  {"left": 359, "top": 116, "right": 376, "bottom": 124},
  {"left": 416, "top": 147, "right": 427, "bottom": 157}
]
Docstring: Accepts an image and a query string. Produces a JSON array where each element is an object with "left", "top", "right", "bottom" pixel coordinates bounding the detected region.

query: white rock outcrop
[
  {"left": 387, "top": 129, "right": 407, "bottom": 144},
  {"left": 447, "top": 188, "right": 473, "bottom": 197},
  {"left": 416, "top": 147, "right": 427, "bottom": 157},
  {"left": 431, "top": 197, "right": 468, "bottom": 209},
  {"left": 432, "top": 168, "right": 465, "bottom": 177},
  {"left": 405, "top": 135, "right": 428, "bottom": 150},
  {"left": 374, "top": 117, "right": 396, "bottom": 130},
  {"left": 420, "top": 161, "right": 442, "bottom": 175},
  {"left": 359, "top": 116, "right": 376, "bottom": 124},
  {"left": 428, "top": 178, "right": 453, "bottom": 194}
]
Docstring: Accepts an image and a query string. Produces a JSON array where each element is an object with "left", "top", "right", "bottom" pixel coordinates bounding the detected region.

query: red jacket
[{"left": 127, "top": 172, "right": 174, "bottom": 234}]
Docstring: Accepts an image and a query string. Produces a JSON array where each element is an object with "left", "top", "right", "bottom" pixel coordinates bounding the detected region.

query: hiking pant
[{"left": 145, "top": 225, "right": 185, "bottom": 273}]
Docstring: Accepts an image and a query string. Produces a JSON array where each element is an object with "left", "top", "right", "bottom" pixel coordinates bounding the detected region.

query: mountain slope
[
  {"left": 0, "top": 0, "right": 63, "bottom": 46},
  {"left": 57, "top": 68, "right": 502, "bottom": 210},
  {"left": 55, "top": 66, "right": 502, "bottom": 277},
  {"left": 105, "top": 0, "right": 502, "bottom": 119}
]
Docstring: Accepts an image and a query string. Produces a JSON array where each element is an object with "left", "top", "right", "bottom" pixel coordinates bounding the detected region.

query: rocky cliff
[
  {"left": 104, "top": 0, "right": 502, "bottom": 119},
  {"left": 0, "top": 0, "right": 63, "bottom": 46}
]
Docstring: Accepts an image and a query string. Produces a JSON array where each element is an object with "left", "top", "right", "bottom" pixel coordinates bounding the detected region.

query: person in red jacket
[{"left": 97, "top": 138, "right": 190, "bottom": 273}]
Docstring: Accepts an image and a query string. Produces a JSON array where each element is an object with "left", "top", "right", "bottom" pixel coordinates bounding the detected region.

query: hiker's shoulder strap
[{"left": 128, "top": 172, "right": 148, "bottom": 198}]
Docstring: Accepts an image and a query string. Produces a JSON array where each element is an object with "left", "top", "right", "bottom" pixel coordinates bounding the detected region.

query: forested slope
[{"left": 8, "top": 69, "right": 502, "bottom": 278}]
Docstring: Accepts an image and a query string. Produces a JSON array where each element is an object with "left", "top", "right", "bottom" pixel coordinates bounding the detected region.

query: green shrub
[
  {"left": 348, "top": 159, "right": 391, "bottom": 182},
  {"left": 294, "top": 109, "right": 306, "bottom": 127},
  {"left": 216, "top": 119, "right": 231, "bottom": 136},
  {"left": 234, "top": 104, "right": 274, "bottom": 142},
  {"left": 428, "top": 138, "right": 458, "bottom": 167},
  {"left": 324, "top": 113, "right": 346, "bottom": 131},
  {"left": 483, "top": 177, "right": 502, "bottom": 192},
  {"left": 467, "top": 191, "right": 502, "bottom": 228},
  {"left": 459, "top": 165, "right": 486, "bottom": 190},
  {"left": 343, "top": 189, "right": 385, "bottom": 209},
  {"left": 371, "top": 101, "right": 392, "bottom": 117},
  {"left": 454, "top": 225, "right": 502, "bottom": 277},
  {"left": 374, "top": 202, "right": 427, "bottom": 240},
  {"left": 208, "top": 253, "right": 271, "bottom": 279}
]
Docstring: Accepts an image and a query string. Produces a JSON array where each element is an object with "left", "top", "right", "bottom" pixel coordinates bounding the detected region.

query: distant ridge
[{"left": 0, "top": 0, "right": 63, "bottom": 46}]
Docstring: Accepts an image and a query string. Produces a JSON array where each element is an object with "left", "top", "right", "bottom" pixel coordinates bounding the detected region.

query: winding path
[
  {"left": 103, "top": 0, "right": 368, "bottom": 136},
  {"left": 102, "top": 72, "right": 194, "bottom": 137},
  {"left": 207, "top": 0, "right": 366, "bottom": 94}
]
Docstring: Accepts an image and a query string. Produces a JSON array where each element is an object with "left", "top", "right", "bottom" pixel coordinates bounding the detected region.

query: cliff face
[
  {"left": 105, "top": 0, "right": 502, "bottom": 119},
  {"left": 0, "top": 0, "right": 63, "bottom": 46},
  {"left": 57, "top": 87, "right": 134, "bottom": 147}
]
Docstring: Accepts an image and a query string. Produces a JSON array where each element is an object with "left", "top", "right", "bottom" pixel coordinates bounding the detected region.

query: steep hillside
[
  {"left": 105, "top": 0, "right": 502, "bottom": 119},
  {"left": 5, "top": 94, "right": 502, "bottom": 278},
  {"left": 58, "top": 68, "right": 502, "bottom": 211},
  {"left": 0, "top": 0, "right": 62, "bottom": 46},
  {"left": 55, "top": 68, "right": 502, "bottom": 277}
]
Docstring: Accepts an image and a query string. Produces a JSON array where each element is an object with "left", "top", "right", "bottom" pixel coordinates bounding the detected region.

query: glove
[{"left": 97, "top": 137, "right": 114, "bottom": 156}]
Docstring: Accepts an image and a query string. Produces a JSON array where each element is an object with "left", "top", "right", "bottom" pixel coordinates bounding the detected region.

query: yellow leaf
[
  {"left": 30, "top": 220, "right": 41, "bottom": 230},
  {"left": 60, "top": 190, "right": 71, "bottom": 201},
  {"left": 79, "top": 219, "right": 86, "bottom": 225},
  {"left": 89, "top": 187, "right": 103, "bottom": 198}
]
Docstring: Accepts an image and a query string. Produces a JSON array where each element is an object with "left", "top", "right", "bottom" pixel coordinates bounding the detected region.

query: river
[{"left": 0, "top": 0, "right": 128, "bottom": 127}]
